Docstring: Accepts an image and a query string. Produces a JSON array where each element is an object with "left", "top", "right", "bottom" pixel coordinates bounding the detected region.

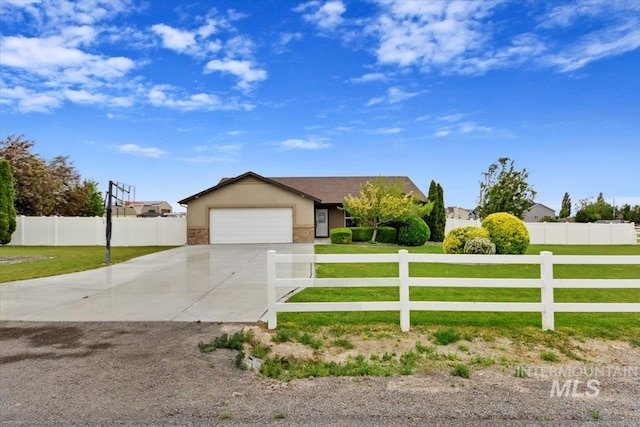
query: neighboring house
[
  {"left": 523, "top": 203, "right": 556, "bottom": 222},
  {"left": 113, "top": 201, "right": 173, "bottom": 217},
  {"left": 446, "top": 206, "right": 472, "bottom": 220},
  {"left": 178, "top": 171, "right": 427, "bottom": 244}
]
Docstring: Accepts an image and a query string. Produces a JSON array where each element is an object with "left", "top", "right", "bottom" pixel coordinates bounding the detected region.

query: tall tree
[
  {"left": 478, "top": 157, "right": 536, "bottom": 219},
  {"left": 428, "top": 183, "right": 446, "bottom": 242},
  {"left": 424, "top": 180, "right": 438, "bottom": 239},
  {"left": 1, "top": 134, "right": 99, "bottom": 216},
  {"left": 560, "top": 192, "right": 571, "bottom": 218},
  {"left": 0, "top": 159, "right": 17, "bottom": 245},
  {"left": 343, "top": 177, "right": 421, "bottom": 243}
]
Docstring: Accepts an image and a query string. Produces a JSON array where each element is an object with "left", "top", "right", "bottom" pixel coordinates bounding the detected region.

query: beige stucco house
[{"left": 178, "top": 171, "right": 426, "bottom": 244}]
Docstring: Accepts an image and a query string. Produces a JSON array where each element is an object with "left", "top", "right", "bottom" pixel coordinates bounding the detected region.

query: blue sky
[{"left": 1, "top": 0, "right": 639, "bottom": 214}]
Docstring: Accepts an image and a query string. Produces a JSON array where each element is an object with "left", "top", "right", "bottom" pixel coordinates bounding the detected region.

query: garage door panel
[{"left": 210, "top": 208, "right": 292, "bottom": 244}]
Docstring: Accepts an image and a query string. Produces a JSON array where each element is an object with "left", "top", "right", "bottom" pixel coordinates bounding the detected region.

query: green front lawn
[
  {"left": 0, "top": 246, "right": 177, "bottom": 283},
  {"left": 281, "top": 244, "right": 640, "bottom": 338}
]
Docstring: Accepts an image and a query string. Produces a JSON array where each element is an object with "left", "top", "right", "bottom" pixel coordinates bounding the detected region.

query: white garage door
[{"left": 209, "top": 208, "right": 293, "bottom": 244}]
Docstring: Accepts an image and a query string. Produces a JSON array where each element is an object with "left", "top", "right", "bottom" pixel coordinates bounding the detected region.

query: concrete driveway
[{"left": 0, "top": 244, "right": 314, "bottom": 322}]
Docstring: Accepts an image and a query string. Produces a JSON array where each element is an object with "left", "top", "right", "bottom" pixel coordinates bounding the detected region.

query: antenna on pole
[{"left": 104, "top": 181, "right": 134, "bottom": 264}]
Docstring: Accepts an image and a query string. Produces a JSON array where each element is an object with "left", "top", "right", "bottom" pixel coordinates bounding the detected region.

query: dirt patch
[
  {"left": 0, "top": 256, "right": 51, "bottom": 264},
  {"left": 1, "top": 322, "right": 639, "bottom": 425}
]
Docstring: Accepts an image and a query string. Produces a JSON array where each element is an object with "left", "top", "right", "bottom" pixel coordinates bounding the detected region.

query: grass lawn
[
  {"left": 280, "top": 243, "right": 640, "bottom": 339},
  {"left": 0, "top": 246, "right": 177, "bottom": 283}
]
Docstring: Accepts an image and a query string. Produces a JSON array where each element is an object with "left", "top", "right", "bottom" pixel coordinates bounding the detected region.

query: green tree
[
  {"left": 1, "top": 134, "right": 100, "bottom": 216},
  {"left": 0, "top": 159, "right": 17, "bottom": 245},
  {"left": 429, "top": 183, "right": 446, "bottom": 242},
  {"left": 574, "top": 195, "right": 615, "bottom": 222},
  {"left": 343, "top": 177, "right": 421, "bottom": 243},
  {"left": 560, "top": 192, "right": 571, "bottom": 218},
  {"left": 478, "top": 157, "right": 536, "bottom": 219}
]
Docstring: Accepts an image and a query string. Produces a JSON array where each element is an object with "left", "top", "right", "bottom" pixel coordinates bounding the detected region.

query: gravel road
[{"left": 1, "top": 321, "right": 638, "bottom": 426}]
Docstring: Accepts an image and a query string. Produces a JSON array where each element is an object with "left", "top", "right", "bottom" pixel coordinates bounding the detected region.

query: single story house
[
  {"left": 178, "top": 171, "right": 427, "bottom": 244},
  {"left": 523, "top": 203, "right": 556, "bottom": 222},
  {"left": 113, "top": 201, "right": 173, "bottom": 217}
]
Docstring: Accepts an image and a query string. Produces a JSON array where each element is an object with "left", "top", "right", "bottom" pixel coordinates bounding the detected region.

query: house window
[{"left": 344, "top": 212, "right": 358, "bottom": 227}]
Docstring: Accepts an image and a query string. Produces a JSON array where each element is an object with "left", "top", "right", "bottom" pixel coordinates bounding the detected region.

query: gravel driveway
[{"left": 1, "top": 321, "right": 638, "bottom": 426}]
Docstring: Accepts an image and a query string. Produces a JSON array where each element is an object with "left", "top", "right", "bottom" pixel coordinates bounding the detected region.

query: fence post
[
  {"left": 540, "top": 251, "right": 555, "bottom": 331},
  {"left": 399, "top": 249, "right": 410, "bottom": 332},
  {"left": 267, "top": 250, "right": 277, "bottom": 329}
]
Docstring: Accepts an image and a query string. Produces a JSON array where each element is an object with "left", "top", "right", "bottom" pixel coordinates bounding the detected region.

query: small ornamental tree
[
  {"left": 481, "top": 212, "right": 530, "bottom": 255},
  {"left": 343, "top": 178, "right": 420, "bottom": 243},
  {"left": 0, "top": 159, "right": 17, "bottom": 245}
]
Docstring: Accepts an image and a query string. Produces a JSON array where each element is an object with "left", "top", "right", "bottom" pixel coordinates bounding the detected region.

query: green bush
[
  {"left": 350, "top": 227, "right": 374, "bottom": 242},
  {"left": 397, "top": 217, "right": 430, "bottom": 246},
  {"left": 463, "top": 237, "right": 496, "bottom": 255},
  {"left": 481, "top": 212, "right": 530, "bottom": 255},
  {"left": 349, "top": 226, "right": 396, "bottom": 243},
  {"left": 330, "top": 227, "right": 352, "bottom": 244},
  {"left": 443, "top": 226, "right": 490, "bottom": 254},
  {"left": 376, "top": 227, "right": 397, "bottom": 244}
]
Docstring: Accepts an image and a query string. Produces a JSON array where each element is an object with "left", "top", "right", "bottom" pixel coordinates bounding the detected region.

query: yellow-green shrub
[
  {"left": 443, "top": 226, "right": 490, "bottom": 254},
  {"left": 481, "top": 212, "right": 530, "bottom": 254}
]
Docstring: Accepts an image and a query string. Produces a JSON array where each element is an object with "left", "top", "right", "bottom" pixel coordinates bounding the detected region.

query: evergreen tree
[
  {"left": 0, "top": 159, "right": 17, "bottom": 245},
  {"left": 431, "top": 183, "right": 446, "bottom": 242},
  {"left": 423, "top": 180, "right": 446, "bottom": 242},
  {"left": 560, "top": 192, "right": 571, "bottom": 218}
]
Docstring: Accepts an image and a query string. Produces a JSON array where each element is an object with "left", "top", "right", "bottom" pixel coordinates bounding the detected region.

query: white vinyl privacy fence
[
  {"left": 267, "top": 250, "right": 640, "bottom": 331},
  {"left": 7, "top": 216, "right": 637, "bottom": 246},
  {"left": 446, "top": 219, "right": 637, "bottom": 245},
  {"left": 8, "top": 216, "right": 186, "bottom": 246}
]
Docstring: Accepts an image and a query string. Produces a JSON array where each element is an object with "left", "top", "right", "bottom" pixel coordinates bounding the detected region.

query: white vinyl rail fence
[{"left": 267, "top": 250, "right": 640, "bottom": 332}]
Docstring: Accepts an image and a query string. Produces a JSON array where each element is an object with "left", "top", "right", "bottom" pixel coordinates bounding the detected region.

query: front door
[{"left": 315, "top": 209, "right": 329, "bottom": 237}]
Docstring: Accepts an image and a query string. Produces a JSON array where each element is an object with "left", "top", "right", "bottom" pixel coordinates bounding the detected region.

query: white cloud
[
  {"left": 204, "top": 58, "right": 267, "bottom": 91},
  {"left": 373, "top": 127, "right": 403, "bottom": 135},
  {"left": 438, "top": 113, "right": 467, "bottom": 122},
  {"left": 274, "top": 32, "right": 303, "bottom": 53},
  {"left": 296, "top": 0, "right": 346, "bottom": 30},
  {"left": 433, "top": 130, "right": 451, "bottom": 137},
  {"left": 540, "top": 21, "right": 640, "bottom": 72},
  {"left": 272, "top": 138, "right": 331, "bottom": 150},
  {"left": 459, "top": 122, "right": 492, "bottom": 133},
  {"left": 147, "top": 85, "right": 254, "bottom": 111},
  {"left": 151, "top": 23, "right": 197, "bottom": 52},
  {"left": 366, "top": 86, "right": 424, "bottom": 106},
  {"left": 348, "top": 72, "right": 387, "bottom": 84},
  {"left": 226, "top": 130, "right": 245, "bottom": 136},
  {"left": 116, "top": 144, "right": 166, "bottom": 158}
]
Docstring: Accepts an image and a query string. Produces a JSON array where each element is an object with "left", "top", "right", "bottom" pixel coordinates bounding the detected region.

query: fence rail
[{"left": 266, "top": 250, "right": 640, "bottom": 332}]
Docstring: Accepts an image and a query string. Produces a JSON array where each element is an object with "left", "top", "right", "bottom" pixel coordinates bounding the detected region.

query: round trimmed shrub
[
  {"left": 350, "top": 226, "right": 374, "bottom": 242},
  {"left": 481, "top": 212, "right": 530, "bottom": 254},
  {"left": 463, "top": 237, "right": 496, "bottom": 255},
  {"left": 330, "top": 227, "right": 352, "bottom": 244},
  {"left": 443, "top": 226, "right": 490, "bottom": 254},
  {"left": 397, "top": 217, "right": 430, "bottom": 246}
]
